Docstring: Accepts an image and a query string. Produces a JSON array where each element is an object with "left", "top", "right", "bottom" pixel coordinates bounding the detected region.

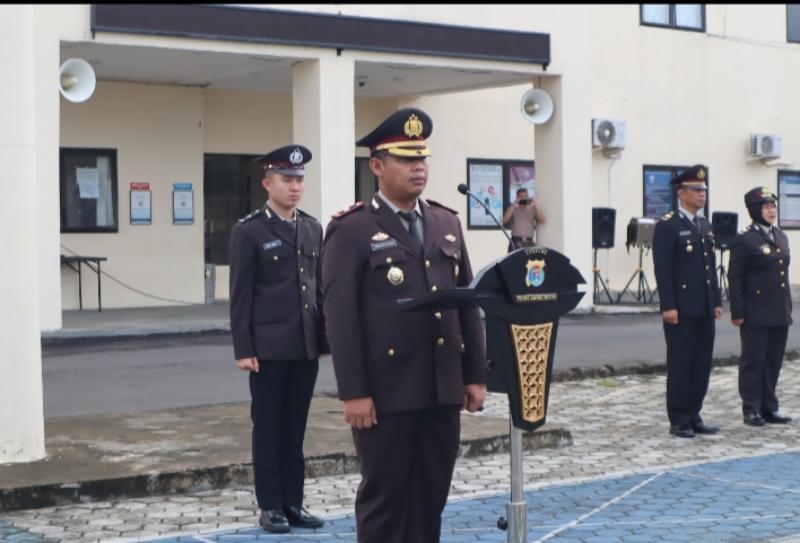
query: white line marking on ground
[{"left": 533, "top": 471, "right": 665, "bottom": 543}]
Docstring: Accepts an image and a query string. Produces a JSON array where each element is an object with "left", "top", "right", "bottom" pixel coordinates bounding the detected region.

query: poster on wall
[
  {"left": 508, "top": 164, "right": 535, "bottom": 204},
  {"left": 779, "top": 171, "right": 800, "bottom": 228},
  {"left": 643, "top": 169, "right": 674, "bottom": 218},
  {"left": 173, "top": 183, "right": 194, "bottom": 225},
  {"left": 467, "top": 163, "right": 504, "bottom": 229},
  {"left": 130, "top": 183, "right": 151, "bottom": 225}
]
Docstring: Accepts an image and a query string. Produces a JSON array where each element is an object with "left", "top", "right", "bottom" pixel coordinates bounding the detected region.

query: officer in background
[
  {"left": 728, "top": 187, "right": 792, "bottom": 426},
  {"left": 322, "top": 108, "right": 487, "bottom": 542},
  {"left": 652, "top": 164, "right": 723, "bottom": 438},
  {"left": 229, "top": 145, "right": 325, "bottom": 534},
  {"left": 502, "top": 187, "right": 545, "bottom": 252}
]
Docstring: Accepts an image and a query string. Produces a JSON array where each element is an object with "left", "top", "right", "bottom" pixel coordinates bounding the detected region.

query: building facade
[{"left": 3, "top": 4, "right": 800, "bottom": 462}]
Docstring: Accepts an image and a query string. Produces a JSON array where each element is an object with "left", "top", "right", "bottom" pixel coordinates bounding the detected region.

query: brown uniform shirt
[{"left": 322, "top": 195, "right": 487, "bottom": 415}]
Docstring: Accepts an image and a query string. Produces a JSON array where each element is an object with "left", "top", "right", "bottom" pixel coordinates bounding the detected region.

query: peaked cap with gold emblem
[
  {"left": 356, "top": 107, "right": 433, "bottom": 158},
  {"left": 255, "top": 144, "right": 312, "bottom": 176},
  {"left": 671, "top": 164, "right": 708, "bottom": 189},
  {"left": 744, "top": 185, "right": 778, "bottom": 207}
]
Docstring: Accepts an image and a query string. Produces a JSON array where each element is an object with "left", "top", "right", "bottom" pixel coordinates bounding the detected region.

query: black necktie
[
  {"left": 693, "top": 216, "right": 701, "bottom": 232},
  {"left": 397, "top": 210, "right": 423, "bottom": 250}
]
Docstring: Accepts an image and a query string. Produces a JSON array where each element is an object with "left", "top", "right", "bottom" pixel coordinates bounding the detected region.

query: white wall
[{"left": 60, "top": 81, "right": 205, "bottom": 309}]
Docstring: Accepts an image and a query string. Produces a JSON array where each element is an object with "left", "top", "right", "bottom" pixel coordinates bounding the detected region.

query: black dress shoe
[
  {"left": 762, "top": 412, "right": 792, "bottom": 424},
  {"left": 259, "top": 509, "right": 290, "bottom": 533},
  {"left": 284, "top": 506, "right": 324, "bottom": 529},
  {"left": 691, "top": 422, "right": 719, "bottom": 435},
  {"left": 669, "top": 424, "right": 695, "bottom": 438},
  {"left": 743, "top": 413, "right": 766, "bottom": 427}
]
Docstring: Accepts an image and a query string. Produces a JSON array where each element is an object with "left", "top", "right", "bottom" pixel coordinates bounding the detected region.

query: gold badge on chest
[
  {"left": 686, "top": 244, "right": 694, "bottom": 253},
  {"left": 387, "top": 266, "right": 405, "bottom": 286}
]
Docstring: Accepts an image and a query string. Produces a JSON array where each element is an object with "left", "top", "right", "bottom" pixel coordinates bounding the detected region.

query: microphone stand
[
  {"left": 457, "top": 184, "right": 527, "bottom": 543},
  {"left": 458, "top": 186, "right": 515, "bottom": 248}
]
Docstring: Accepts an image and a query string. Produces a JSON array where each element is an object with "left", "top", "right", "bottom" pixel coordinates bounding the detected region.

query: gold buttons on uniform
[
  {"left": 304, "top": 304, "right": 309, "bottom": 310},
  {"left": 431, "top": 285, "right": 438, "bottom": 292},
  {"left": 300, "top": 267, "right": 304, "bottom": 273},
  {"left": 782, "top": 283, "right": 786, "bottom": 288},
  {"left": 385, "top": 257, "right": 393, "bottom": 264},
  {"left": 302, "top": 285, "right": 307, "bottom": 291},
  {"left": 781, "top": 271, "right": 785, "bottom": 276},
  {"left": 436, "top": 337, "right": 445, "bottom": 347},
  {"left": 777, "top": 248, "right": 782, "bottom": 254},
  {"left": 434, "top": 311, "right": 442, "bottom": 320},
  {"left": 425, "top": 260, "right": 431, "bottom": 268},
  {"left": 780, "top": 260, "right": 784, "bottom": 265},
  {"left": 682, "top": 284, "right": 687, "bottom": 290},
  {"left": 388, "top": 348, "right": 395, "bottom": 357},
  {"left": 273, "top": 255, "right": 279, "bottom": 261},
  {"left": 297, "top": 250, "right": 301, "bottom": 255},
  {"left": 706, "top": 279, "right": 711, "bottom": 285},
  {"left": 757, "top": 290, "right": 761, "bottom": 295}
]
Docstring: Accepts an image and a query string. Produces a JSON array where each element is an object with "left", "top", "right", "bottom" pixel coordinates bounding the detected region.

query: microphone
[{"left": 456, "top": 183, "right": 514, "bottom": 247}]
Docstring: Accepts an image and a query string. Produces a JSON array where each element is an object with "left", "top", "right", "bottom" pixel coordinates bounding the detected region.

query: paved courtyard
[{"left": 4, "top": 360, "right": 800, "bottom": 542}]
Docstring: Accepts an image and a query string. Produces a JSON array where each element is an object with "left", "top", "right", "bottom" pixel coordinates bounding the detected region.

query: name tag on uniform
[
  {"left": 262, "top": 240, "right": 282, "bottom": 251},
  {"left": 679, "top": 230, "right": 692, "bottom": 237},
  {"left": 371, "top": 238, "right": 399, "bottom": 252}
]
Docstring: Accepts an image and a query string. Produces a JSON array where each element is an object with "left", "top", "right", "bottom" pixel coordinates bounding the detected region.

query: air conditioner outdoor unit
[
  {"left": 749, "top": 133, "right": 784, "bottom": 159},
  {"left": 592, "top": 118, "right": 627, "bottom": 150}
]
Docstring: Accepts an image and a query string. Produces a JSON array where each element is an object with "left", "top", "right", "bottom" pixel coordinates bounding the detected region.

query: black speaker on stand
[
  {"left": 712, "top": 211, "right": 738, "bottom": 302},
  {"left": 592, "top": 207, "right": 616, "bottom": 304}
]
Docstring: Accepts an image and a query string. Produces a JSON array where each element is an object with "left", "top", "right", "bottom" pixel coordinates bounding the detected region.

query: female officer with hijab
[{"left": 728, "top": 187, "right": 793, "bottom": 427}]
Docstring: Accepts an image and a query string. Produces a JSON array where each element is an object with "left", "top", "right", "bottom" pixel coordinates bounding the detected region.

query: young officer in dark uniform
[
  {"left": 728, "top": 186, "right": 792, "bottom": 426},
  {"left": 229, "top": 144, "right": 325, "bottom": 534},
  {"left": 322, "top": 108, "right": 487, "bottom": 543},
  {"left": 652, "top": 164, "right": 723, "bottom": 438}
]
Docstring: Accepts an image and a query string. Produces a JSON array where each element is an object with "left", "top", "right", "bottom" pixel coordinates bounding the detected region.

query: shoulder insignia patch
[
  {"left": 661, "top": 211, "right": 674, "bottom": 220},
  {"left": 331, "top": 200, "right": 366, "bottom": 219},
  {"left": 238, "top": 209, "right": 262, "bottom": 224},
  {"left": 426, "top": 199, "right": 459, "bottom": 215}
]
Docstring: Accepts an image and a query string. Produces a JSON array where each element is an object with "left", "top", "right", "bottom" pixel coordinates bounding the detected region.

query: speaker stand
[
  {"left": 616, "top": 246, "right": 656, "bottom": 304},
  {"left": 716, "top": 248, "right": 730, "bottom": 302},
  {"left": 593, "top": 248, "right": 614, "bottom": 304}
]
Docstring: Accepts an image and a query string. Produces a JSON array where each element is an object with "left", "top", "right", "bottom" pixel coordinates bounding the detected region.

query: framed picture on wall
[
  {"left": 466, "top": 161, "right": 504, "bottom": 229},
  {"left": 466, "top": 158, "right": 535, "bottom": 230},
  {"left": 778, "top": 170, "right": 800, "bottom": 229}
]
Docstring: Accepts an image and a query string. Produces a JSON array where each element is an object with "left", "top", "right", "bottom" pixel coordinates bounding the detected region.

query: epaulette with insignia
[
  {"left": 296, "top": 208, "right": 317, "bottom": 221},
  {"left": 238, "top": 209, "right": 262, "bottom": 224},
  {"left": 331, "top": 201, "right": 366, "bottom": 219},
  {"left": 426, "top": 199, "right": 458, "bottom": 215},
  {"left": 661, "top": 211, "right": 674, "bottom": 220}
]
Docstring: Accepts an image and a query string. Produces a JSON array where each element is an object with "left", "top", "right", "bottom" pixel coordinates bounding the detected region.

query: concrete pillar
[
  {"left": 292, "top": 53, "right": 356, "bottom": 226},
  {"left": 34, "top": 5, "right": 62, "bottom": 331},
  {"left": 0, "top": 5, "right": 46, "bottom": 463},
  {"left": 534, "top": 74, "right": 593, "bottom": 310}
]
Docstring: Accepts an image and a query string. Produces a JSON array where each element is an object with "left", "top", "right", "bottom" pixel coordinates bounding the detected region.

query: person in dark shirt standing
[
  {"left": 652, "top": 164, "right": 722, "bottom": 438},
  {"left": 322, "top": 108, "right": 486, "bottom": 542},
  {"left": 229, "top": 144, "right": 326, "bottom": 534},
  {"left": 728, "top": 186, "right": 792, "bottom": 427}
]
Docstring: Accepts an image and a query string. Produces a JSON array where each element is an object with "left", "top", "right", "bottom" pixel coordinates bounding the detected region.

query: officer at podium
[
  {"left": 322, "top": 108, "right": 487, "bottom": 542},
  {"left": 728, "top": 186, "right": 792, "bottom": 427},
  {"left": 652, "top": 164, "right": 723, "bottom": 438}
]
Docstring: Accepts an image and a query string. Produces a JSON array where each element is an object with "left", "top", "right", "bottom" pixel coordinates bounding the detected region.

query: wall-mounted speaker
[{"left": 592, "top": 207, "right": 616, "bottom": 249}]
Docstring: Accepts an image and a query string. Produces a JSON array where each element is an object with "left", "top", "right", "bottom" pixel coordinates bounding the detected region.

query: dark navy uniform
[
  {"left": 322, "top": 109, "right": 486, "bottom": 543},
  {"left": 728, "top": 187, "right": 792, "bottom": 423},
  {"left": 229, "top": 145, "right": 326, "bottom": 522},
  {"left": 652, "top": 165, "right": 721, "bottom": 435}
]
